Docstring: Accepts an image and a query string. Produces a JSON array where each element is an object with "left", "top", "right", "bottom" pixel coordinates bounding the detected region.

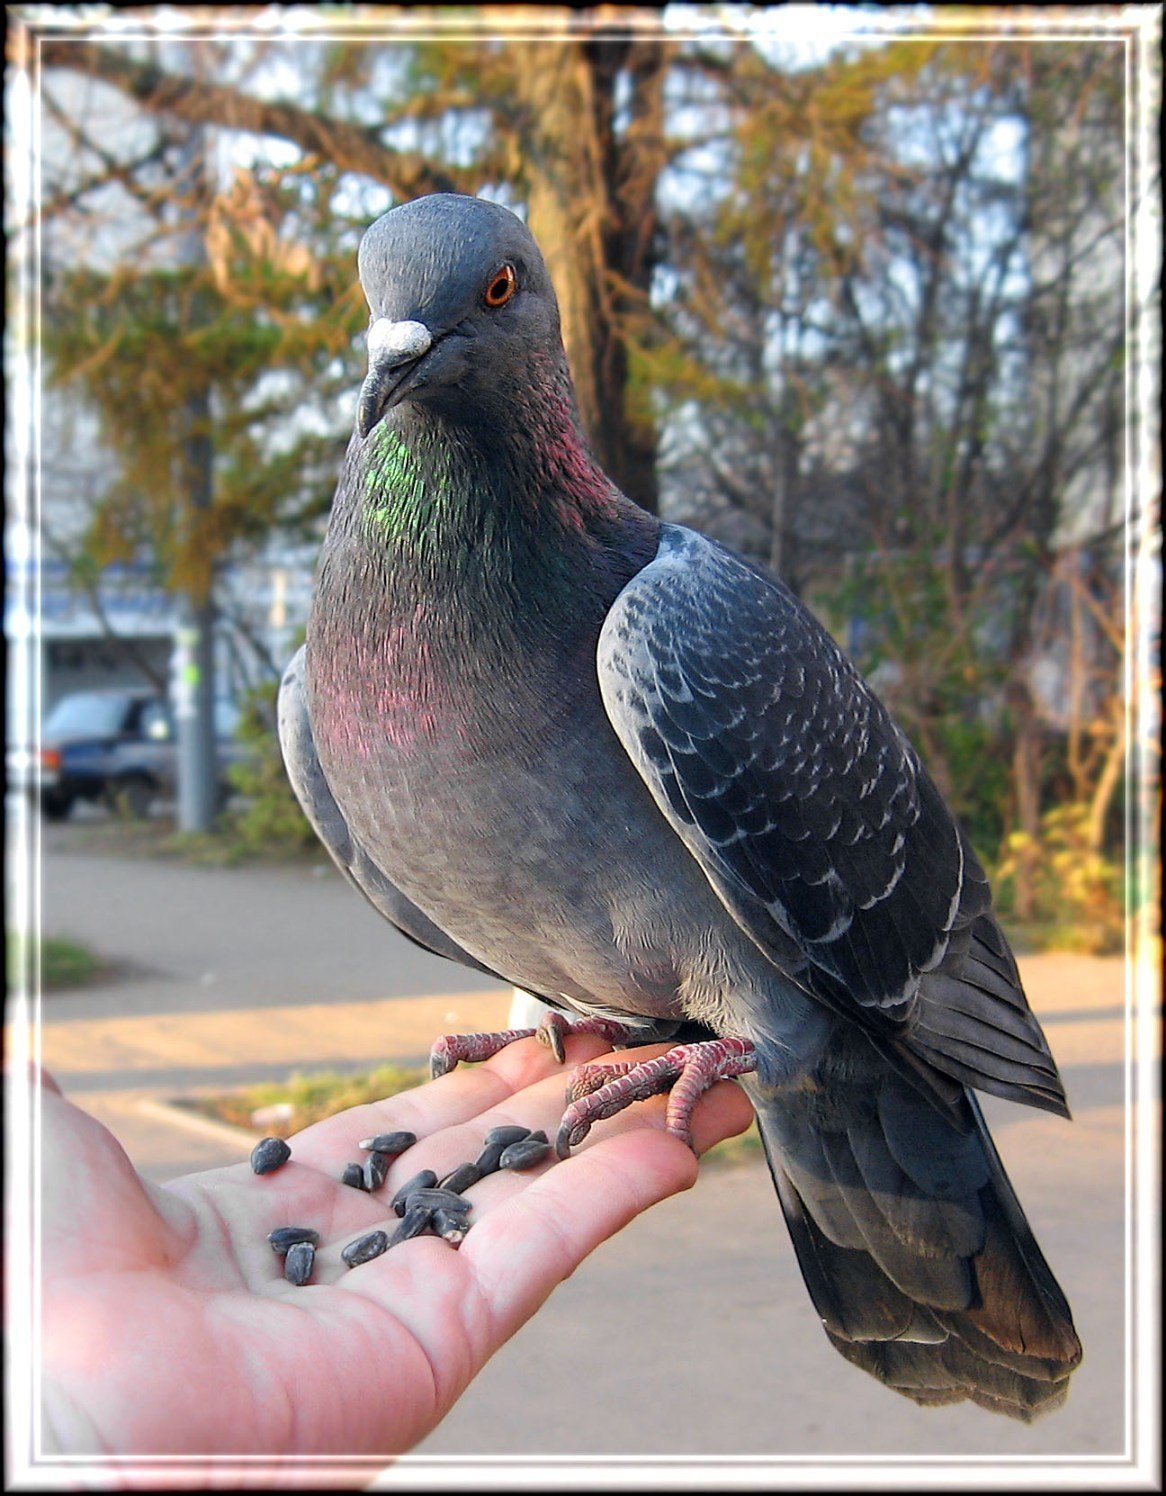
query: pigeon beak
[{"left": 356, "top": 318, "right": 434, "bottom": 438}]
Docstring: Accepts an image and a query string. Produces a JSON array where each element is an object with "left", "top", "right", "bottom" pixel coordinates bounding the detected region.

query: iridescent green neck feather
[{"left": 357, "top": 421, "right": 479, "bottom": 578}]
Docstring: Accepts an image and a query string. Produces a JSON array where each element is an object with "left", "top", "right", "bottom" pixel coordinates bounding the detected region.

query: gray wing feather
[{"left": 598, "top": 525, "right": 962, "bottom": 1016}]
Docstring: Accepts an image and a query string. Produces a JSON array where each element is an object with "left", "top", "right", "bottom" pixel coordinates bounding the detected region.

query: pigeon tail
[{"left": 752, "top": 1074, "right": 1082, "bottom": 1421}]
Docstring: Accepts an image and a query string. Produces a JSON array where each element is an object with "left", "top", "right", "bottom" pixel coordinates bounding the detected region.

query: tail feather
[
  {"left": 816, "top": 1130, "right": 974, "bottom": 1307},
  {"left": 908, "top": 1022, "right": 1071, "bottom": 1116},
  {"left": 947, "top": 1103, "right": 1081, "bottom": 1366},
  {"left": 771, "top": 1162, "right": 950, "bottom": 1345},
  {"left": 825, "top": 1335, "right": 1072, "bottom": 1423},
  {"left": 753, "top": 1072, "right": 1082, "bottom": 1421}
]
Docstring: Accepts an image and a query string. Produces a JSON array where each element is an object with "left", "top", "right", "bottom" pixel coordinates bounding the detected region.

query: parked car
[{"left": 37, "top": 688, "right": 247, "bottom": 820}]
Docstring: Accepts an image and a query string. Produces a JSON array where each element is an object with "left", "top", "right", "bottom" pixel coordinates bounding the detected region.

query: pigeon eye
[{"left": 482, "top": 264, "right": 518, "bottom": 309}]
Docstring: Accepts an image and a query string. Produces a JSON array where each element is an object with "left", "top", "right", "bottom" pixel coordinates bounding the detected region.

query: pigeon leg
[
  {"left": 556, "top": 1037, "right": 757, "bottom": 1157},
  {"left": 429, "top": 1013, "right": 644, "bottom": 1078}
]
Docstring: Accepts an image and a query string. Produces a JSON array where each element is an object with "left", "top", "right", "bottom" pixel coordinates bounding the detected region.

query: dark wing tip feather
[{"left": 909, "top": 911, "right": 1071, "bottom": 1119}]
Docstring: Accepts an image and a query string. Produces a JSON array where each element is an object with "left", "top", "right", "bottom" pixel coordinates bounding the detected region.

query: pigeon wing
[{"left": 598, "top": 525, "right": 962, "bottom": 1022}]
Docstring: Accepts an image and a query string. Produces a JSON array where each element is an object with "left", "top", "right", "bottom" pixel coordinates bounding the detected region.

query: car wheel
[
  {"left": 42, "top": 791, "right": 74, "bottom": 822},
  {"left": 107, "top": 775, "right": 155, "bottom": 820}
]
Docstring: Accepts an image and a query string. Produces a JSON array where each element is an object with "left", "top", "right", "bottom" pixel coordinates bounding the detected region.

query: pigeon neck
[
  {"left": 347, "top": 384, "right": 646, "bottom": 608},
  {"left": 312, "top": 362, "right": 660, "bottom": 748}
]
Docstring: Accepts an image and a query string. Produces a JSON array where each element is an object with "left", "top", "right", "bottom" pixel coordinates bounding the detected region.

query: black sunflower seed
[
  {"left": 267, "top": 1225, "right": 320, "bottom": 1256},
  {"left": 362, "top": 1151, "right": 391, "bottom": 1191},
  {"left": 432, "top": 1208, "right": 470, "bottom": 1245},
  {"left": 341, "top": 1229, "right": 389, "bottom": 1267},
  {"left": 357, "top": 1130, "right": 417, "bottom": 1155},
  {"left": 482, "top": 1124, "right": 532, "bottom": 1148},
  {"left": 340, "top": 1162, "right": 367, "bottom": 1190},
  {"left": 389, "top": 1203, "right": 434, "bottom": 1246},
  {"left": 437, "top": 1161, "right": 482, "bottom": 1194},
  {"left": 403, "top": 1186, "right": 472, "bottom": 1215},
  {"left": 499, "top": 1135, "right": 552, "bottom": 1170},
  {"left": 391, "top": 1169, "right": 438, "bottom": 1216},
  {"left": 473, "top": 1140, "right": 508, "bottom": 1175},
  {"left": 250, "top": 1136, "right": 291, "bottom": 1175},
  {"left": 284, "top": 1240, "right": 315, "bottom": 1286}
]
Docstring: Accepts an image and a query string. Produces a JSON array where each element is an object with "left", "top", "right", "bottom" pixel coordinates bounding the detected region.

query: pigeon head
[{"left": 355, "top": 194, "right": 565, "bottom": 440}]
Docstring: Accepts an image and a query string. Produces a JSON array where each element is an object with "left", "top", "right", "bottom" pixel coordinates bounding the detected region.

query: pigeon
[{"left": 281, "top": 192, "right": 1082, "bottom": 1421}]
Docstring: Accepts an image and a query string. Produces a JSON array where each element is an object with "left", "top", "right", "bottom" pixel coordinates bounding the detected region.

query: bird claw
[
  {"left": 556, "top": 1037, "right": 757, "bottom": 1158},
  {"left": 535, "top": 1012, "right": 570, "bottom": 1063},
  {"left": 534, "top": 1011, "right": 640, "bottom": 1064}
]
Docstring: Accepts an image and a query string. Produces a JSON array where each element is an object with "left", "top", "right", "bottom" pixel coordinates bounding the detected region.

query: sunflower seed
[
  {"left": 341, "top": 1229, "right": 389, "bottom": 1267},
  {"left": 499, "top": 1135, "right": 552, "bottom": 1170},
  {"left": 357, "top": 1130, "right": 417, "bottom": 1155},
  {"left": 284, "top": 1240, "right": 315, "bottom": 1286},
  {"left": 267, "top": 1225, "right": 320, "bottom": 1256},
  {"left": 437, "top": 1161, "right": 482, "bottom": 1194},
  {"left": 473, "top": 1140, "right": 508, "bottom": 1175},
  {"left": 432, "top": 1208, "right": 469, "bottom": 1245},
  {"left": 482, "top": 1124, "right": 531, "bottom": 1148},
  {"left": 403, "top": 1186, "right": 472, "bottom": 1215},
  {"left": 341, "top": 1162, "right": 367, "bottom": 1190},
  {"left": 389, "top": 1203, "right": 434, "bottom": 1246},
  {"left": 362, "top": 1150, "right": 391, "bottom": 1191},
  {"left": 391, "top": 1169, "right": 438, "bottom": 1216},
  {"left": 250, "top": 1136, "right": 292, "bottom": 1175}
]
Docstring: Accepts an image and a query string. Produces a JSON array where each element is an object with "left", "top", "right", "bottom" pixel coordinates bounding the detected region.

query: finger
[
  {"left": 463, "top": 1053, "right": 754, "bottom": 1222},
  {"left": 327, "top": 1059, "right": 750, "bottom": 1303},
  {"left": 460, "top": 1086, "right": 744, "bottom": 1344},
  {"left": 300, "top": 1067, "right": 749, "bottom": 1434},
  {"left": 212, "top": 1040, "right": 751, "bottom": 1289}
]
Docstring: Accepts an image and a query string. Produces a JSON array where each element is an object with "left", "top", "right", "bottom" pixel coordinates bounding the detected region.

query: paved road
[{"left": 12, "top": 820, "right": 1156, "bottom": 1480}]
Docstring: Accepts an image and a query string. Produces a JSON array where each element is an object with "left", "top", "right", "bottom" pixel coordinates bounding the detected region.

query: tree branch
[
  {"left": 38, "top": 40, "right": 478, "bottom": 198},
  {"left": 40, "top": 519, "right": 170, "bottom": 692}
]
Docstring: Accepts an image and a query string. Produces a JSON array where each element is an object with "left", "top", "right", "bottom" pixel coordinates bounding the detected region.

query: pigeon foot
[
  {"left": 556, "top": 1036, "right": 757, "bottom": 1156},
  {"left": 429, "top": 1013, "right": 644, "bottom": 1078}
]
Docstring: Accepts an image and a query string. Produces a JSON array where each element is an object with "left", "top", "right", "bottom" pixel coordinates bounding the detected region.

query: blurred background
[{"left": 6, "top": 3, "right": 1160, "bottom": 1484}]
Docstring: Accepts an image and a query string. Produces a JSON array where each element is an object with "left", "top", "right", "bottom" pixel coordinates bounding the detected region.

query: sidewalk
[
  {"left": 16, "top": 833, "right": 1147, "bottom": 1464},
  {"left": 31, "top": 838, "right": 515, "bottom": 1177}
]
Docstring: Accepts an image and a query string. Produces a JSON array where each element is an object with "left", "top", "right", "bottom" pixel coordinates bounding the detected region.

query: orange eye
[{"left": 483, "top": 263, "right": 518, "bottom": 308}]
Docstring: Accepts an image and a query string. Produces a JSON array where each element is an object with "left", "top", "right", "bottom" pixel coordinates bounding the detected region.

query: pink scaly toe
[
  {"left": 430, "top": 1012, "right": 646, "bottom": 1077},
  {"left": 556, "top": 1036, "right": 757, "bottom": 1156}
]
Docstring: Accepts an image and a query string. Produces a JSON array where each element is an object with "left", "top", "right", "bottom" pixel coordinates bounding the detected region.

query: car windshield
[{"left": 43, "top": 693, "right": 133, "bottom": 739}]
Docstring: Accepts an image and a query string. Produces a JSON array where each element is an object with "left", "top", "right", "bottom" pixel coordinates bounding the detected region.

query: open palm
[{"left": 38, "top": 1034, "right": 751, "bottom": 1477}]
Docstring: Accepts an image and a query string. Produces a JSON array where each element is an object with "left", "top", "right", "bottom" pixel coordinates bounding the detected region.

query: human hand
[{"left": 38, "top": 1032, "right": 752, "bottom": 1485}]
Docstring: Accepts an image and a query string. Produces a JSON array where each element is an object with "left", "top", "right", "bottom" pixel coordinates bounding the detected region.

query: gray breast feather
[{"left": 277, "top": 646, "right": 500, "bottom": 978}]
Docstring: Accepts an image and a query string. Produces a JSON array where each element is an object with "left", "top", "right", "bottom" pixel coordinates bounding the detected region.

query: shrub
[{"left": 993, "top": 802, "right": 1125, "bottom": 954}]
